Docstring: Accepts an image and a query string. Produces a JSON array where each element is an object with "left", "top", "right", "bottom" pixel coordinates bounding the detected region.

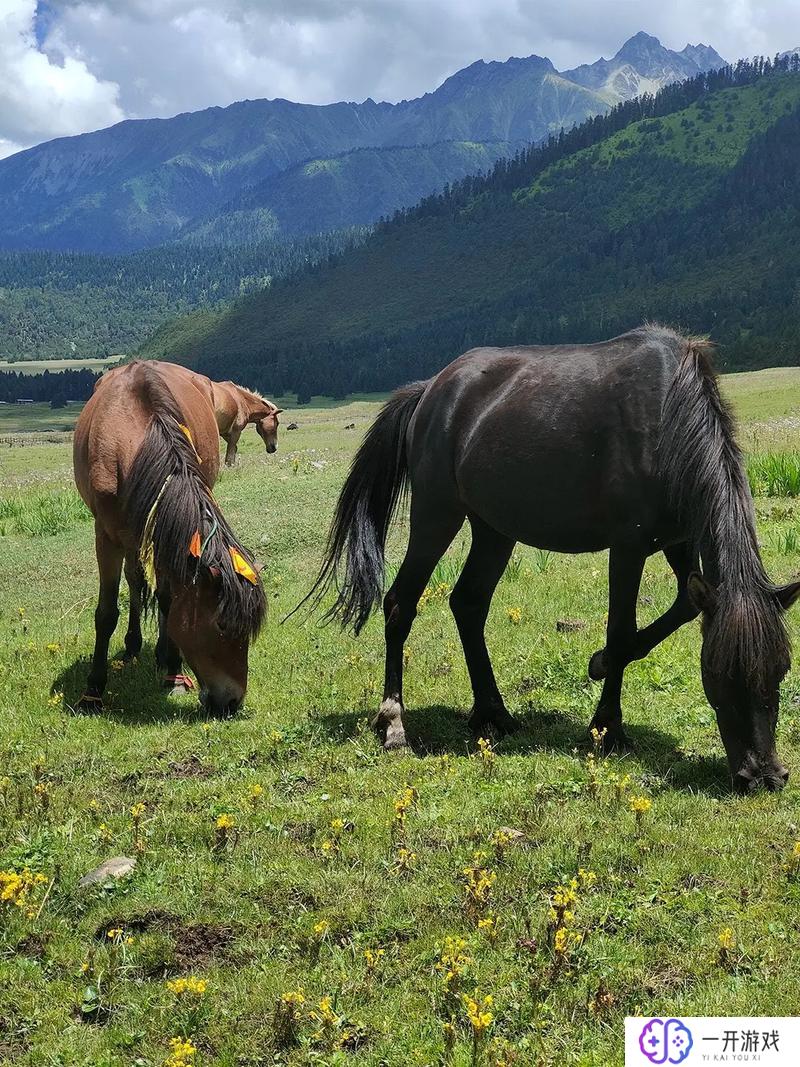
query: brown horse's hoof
[
  {"left": 588, "top": 650, "right": 607, "bottom": 681},
  {"left": 164, "top": 674, "right": 195, "bottom": 697}
]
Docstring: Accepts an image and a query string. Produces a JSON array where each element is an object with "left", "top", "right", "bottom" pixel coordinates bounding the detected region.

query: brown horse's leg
[
  {"left": 588, "top": 546, "right": 646, "bottom": 748},
  {"left": 450, "top": 517, "right": 517, "bottom": 736},
  {"left": 588, "top": 542, "right": 699, "bottom": 679},
  {"left": 377, "top": 506, "right": 463, "bottom": 750},
  {"left": 80, "top": 527, "right": 123, "bottom": 709},
  {"left": 154, "top": 587, "right": 191, "bottom": 694},
  {"left": 224, "top": 429, "right": 240, "bottom": 467},
  {"left": 123, "top": 555, "right": 144, "bottom": 662}
]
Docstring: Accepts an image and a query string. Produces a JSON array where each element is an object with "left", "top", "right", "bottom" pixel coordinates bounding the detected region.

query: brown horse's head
[
  {"left": 256, "top": 408, "right": 282, "bottom": 454},
  {"left": 689, "top": 573, "right": 800, "bottom": 793},
  {"left": 167, "top": 569, "right": 256, "bottom": 716}
]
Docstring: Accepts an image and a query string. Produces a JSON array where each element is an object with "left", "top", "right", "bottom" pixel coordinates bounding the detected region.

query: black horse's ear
[
  {"left": 687, "top": 572, "right": 718, "bottom": 615},
  {"left": 774, "top": 580, "right": 800, "bottom": 611}
]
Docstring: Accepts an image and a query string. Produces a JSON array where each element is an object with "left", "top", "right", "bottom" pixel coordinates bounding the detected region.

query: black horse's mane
[
  {"left": 658, "top": 329, "right": 789, "bottom": 686},
  {"left": 122, "top": 363, "right": 265, "bottom": 642}
]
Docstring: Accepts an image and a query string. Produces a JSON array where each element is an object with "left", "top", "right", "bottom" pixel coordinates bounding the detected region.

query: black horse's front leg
[
  {"left": 588, "top": 546, "right": 646, "bottom": 749},
  {"left": 588, "top": 543, "right": 698, "bottom": 681}
]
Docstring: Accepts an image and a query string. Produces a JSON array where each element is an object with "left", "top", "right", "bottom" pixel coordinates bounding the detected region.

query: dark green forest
[
  {"left": 142, "top": 56, "right": 800, "bottom": 400},
  {"left": 0, "top": 228, "right": 365, "bottom": 363}
]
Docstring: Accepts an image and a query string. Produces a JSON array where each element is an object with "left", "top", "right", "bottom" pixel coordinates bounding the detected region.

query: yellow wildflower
[
  {"left": 718, "top": 927, "right": 735, "bottom": 951},
  {"left": 167, "top": 976, "right": 208, "bottom": 996},
  {"left": 364, "top": 947, "right": 385, "bottom": 973},
  {"left": 463, "top": 991, "right": 493, "bottom": 1035},
  {"left": 507, "top": 607, "right": 522, "bottom": 625},
  {"left": 477, "top": 912, "right": 499, "bottom": 943},
  {"left": 165, "top": 1036, "right": 197, "bottom": 1067},
  {"left": 281, "top": 988, "right": 305, "bottom": 1006}
]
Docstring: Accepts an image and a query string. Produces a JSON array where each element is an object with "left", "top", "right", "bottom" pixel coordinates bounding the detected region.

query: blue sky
[{"left": 0, "top": 0, "right": 798, "bottom": 159}]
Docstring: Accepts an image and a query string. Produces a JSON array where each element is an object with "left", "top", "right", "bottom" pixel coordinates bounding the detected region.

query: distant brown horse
[
  {"left": 74, "top": 361, "right": 266, "bottom": 715},
  {"left": 210, "top": 380, "right": 283, "bottom": 466},
  {"left": 310, "top": 326, "right": 800, "bottom": 793}
]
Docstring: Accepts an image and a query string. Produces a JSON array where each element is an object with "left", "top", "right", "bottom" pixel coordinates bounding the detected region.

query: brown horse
[
  {"left": 210, "top": 380, "right": 283, "bottom": 466},
  {"left": 74, "top": 360, "right": 266, "bottom": 715},
  {"left": 310, "top": 326, "right": 800, "bottom": 793}
]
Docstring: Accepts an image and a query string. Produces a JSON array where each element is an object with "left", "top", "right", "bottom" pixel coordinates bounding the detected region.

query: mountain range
[
  {"left": 140, "top": 57, "right": 800, "bottom": 397},
  {"left": 0, "top": 32, "right": 724, "bottom": 254}
]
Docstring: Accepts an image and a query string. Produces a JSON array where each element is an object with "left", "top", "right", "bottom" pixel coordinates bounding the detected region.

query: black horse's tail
[{"left": 309, "top": 381, "right": 427, "bottom": 633}]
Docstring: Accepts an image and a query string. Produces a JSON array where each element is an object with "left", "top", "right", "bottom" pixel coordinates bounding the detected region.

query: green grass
[
  {"left": 0, "top": 357, "right": 121, "bottom": 375},
  {"left": 2, "top": 379, "right": 800, "bottom": 1066},
  {"left": 0, "top": 487, "right": 91, "bottom": 536},
  {"left": 748, "top": 452, "right": 800, "bottom": 498},
  {"left": 0, "top": 402, "right": 83, "bottom": 434}
]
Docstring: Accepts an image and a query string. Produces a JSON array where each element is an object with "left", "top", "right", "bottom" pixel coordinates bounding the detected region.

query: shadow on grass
[
  {"left": 318, "top": 703, "right": 732, "bottom": 796},
  {"left": 51, "top": 649, "right": 226, "bottom": 726}
]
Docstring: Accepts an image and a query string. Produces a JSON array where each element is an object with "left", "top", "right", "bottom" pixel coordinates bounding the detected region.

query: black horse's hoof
[
  {"left": 589, "top": 722, "right": 630, "bottom": 752},
  {"left": 76, "top": 693, "right": 104, "bottom": 713},
  {"left": 122, "top": 651, "right": 139, "bottom": 664},
  {"left": 468, "top": 706, "right": 519, "bottom": 738},
  {"left": 588, "top": 649, "right": 607, "bottom": 681},
  {"left": 372, "top": 699, "right": 408, "bottom": 751}
]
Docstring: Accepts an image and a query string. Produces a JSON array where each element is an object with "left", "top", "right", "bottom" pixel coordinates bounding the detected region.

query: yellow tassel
[
  {"left": 177, "top": 422, "right": 202, "bottom": 464},
  {"left": 229, "top": 546, "right": 258, "bottom": 585},
  {"left": 139, "top": 474, "right": 173, "bottom": 587}
]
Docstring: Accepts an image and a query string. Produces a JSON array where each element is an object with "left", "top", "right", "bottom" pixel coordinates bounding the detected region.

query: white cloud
[
  {"left": 3, "top": 1, "right": 800, "bottom": 156},
  {"left": 0, "top": 0, "right": 123, "bottom": 153}
]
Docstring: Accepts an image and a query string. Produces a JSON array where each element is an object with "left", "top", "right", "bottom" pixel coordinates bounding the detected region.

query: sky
[{"left": 0, "top": 0, "right": 798, "bottom": 159}]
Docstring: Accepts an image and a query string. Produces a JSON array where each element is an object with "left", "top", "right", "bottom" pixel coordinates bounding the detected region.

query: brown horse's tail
[{"left": 304, "top": 380, "right": 427, "bottom": 633}]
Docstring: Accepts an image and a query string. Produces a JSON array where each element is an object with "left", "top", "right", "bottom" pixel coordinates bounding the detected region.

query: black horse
[{"left": 312, "top": 325, "right": 800, "bottom": 792}]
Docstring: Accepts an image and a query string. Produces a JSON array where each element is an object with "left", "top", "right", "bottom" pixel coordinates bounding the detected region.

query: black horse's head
[{"left": 689, "top": 573, "right": 800, "bottom": 793}]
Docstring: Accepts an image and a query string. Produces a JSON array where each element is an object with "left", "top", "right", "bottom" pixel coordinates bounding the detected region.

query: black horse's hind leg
[
  {"left": 588, "top": 545, "right": 646, "bottom": 748},
  {"left": 123, "top": 555, "right": 144, "bottom": 662},
  {"left": 80, "top": 527, "right": 123, "bottom": 710},
  {"left": 450, "top": 517, "right": 517, "bottom": 736},
  {"left": 588, "top": 542, "right": 699, "bottom": 680},
  {"left": 378, "top": 505, "right": 463, "bottom": 750},
  {"left": 154, "top": 587, "right": 193, "bottom": 696}
]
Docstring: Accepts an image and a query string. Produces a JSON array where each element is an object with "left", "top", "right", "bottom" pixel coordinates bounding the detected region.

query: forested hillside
[
  {"left": 0, "top": 229, "right": 364, "bottom": 361},
  {"left": 141, "top": 58, "right": 800, "bottom": 399}
]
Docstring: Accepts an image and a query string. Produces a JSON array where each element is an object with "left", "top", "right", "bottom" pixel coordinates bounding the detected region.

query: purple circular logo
[{"left": 639, "top": 1019, "right": 693, "bottom": 1064}]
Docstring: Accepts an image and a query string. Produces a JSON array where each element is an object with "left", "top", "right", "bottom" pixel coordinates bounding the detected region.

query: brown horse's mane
[
  {"left": 122, "top": 365, "right": 266, "bottom": 642},
  {"left": 224, "top": 381, "right": 276, "bottom": 413},
  {"left": 657, "top": 329, "right": 789, "bottom": 687}
]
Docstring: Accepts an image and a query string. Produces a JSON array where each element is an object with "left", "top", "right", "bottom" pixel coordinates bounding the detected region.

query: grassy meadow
[{"left": 2, "top": 371, "right": 800, "bottom": 1066}]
